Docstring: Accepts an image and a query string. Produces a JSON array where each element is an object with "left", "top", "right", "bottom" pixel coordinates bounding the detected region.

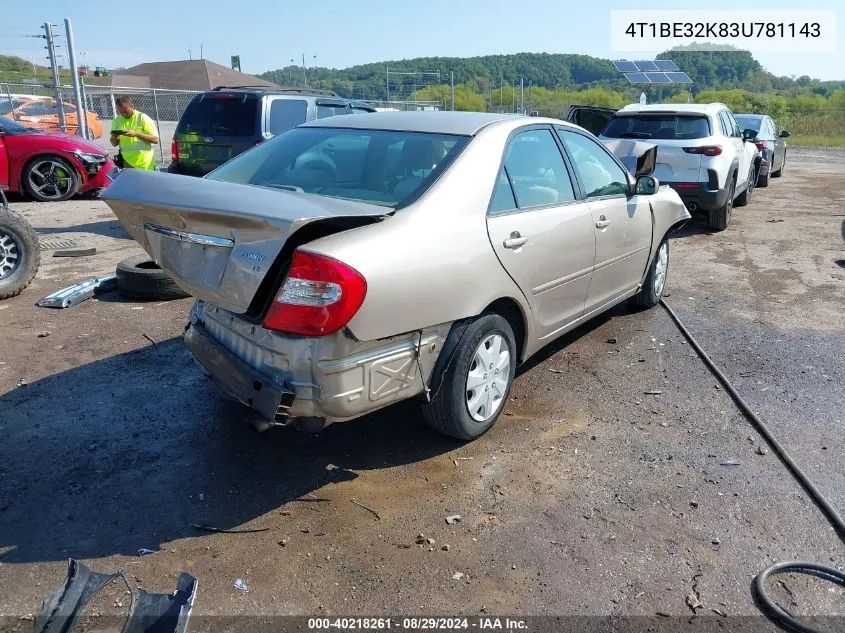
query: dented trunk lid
[{"left": 101, "top": 169, "right": 390, "bottom": 314}]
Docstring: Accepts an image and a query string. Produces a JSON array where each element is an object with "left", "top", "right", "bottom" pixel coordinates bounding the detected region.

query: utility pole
[
  {"left": 386, "top": 66, "right": 390, "bottom": 104},
  {"left": 43, "top": 23, "right": 66, "bottom": 133},
  {"left": 64, "top": 18, "right": 88, "bottom": 139},
  {"left": 528, "top": 81, "right": 532, "bottom": 115},
  {"left": 450, "top": 71, "right": 455, "bottom": 111},
  {"left": 301, "top": 53, "right": 307, "bottom": 86},
  {"left": 188, "top": 47, "right": 192, "bottom": 60},
  {"left": 520, "top": 77, "right": 524, "bottom": 115},
  {"left": 200, "top": 43, "right": 203, "bottom": 59}
]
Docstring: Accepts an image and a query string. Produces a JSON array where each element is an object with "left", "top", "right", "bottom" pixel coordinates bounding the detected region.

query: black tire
[
  {"left": 632, "top": 239, "right": 669, "bottom": 309},
  {"left": 735, "top": 163, "right": 755, "bottom": 207},
  {"left": 422, "top": 313, "right": 517, "bottom": 441},
  {"left": 708, "top": 175, "right": 735, "bottom": 231},
  {"left": 772, "top": 151, "right": 785, "bottom": 178},
  {"left": 116, "top": 254, "right": 191, "bottom": 301},
  {"left": 757, "top": 166, "right": 770, "bottom": 188},
  {"left": 0, "top": 206, "right": 41, "bottom": 300},
  {"left": 22, "top": 155, "right": 79, "bottom": 202}
]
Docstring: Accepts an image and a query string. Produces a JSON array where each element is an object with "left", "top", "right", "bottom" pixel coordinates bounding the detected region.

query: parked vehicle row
[{"left": 565, "top": 103, "right": 789, "bottom": 231}]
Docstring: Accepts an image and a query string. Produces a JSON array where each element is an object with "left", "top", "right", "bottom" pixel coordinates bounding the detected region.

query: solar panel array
[{"left": 612, "top": 60, "right": 691, "bottom": 84}]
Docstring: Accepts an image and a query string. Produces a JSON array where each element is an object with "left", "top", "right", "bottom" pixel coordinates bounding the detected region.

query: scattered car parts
[
  {"left": 32, "top": 559, "right": 197, "bottom": 633},
  {"left": 0, "top": 188, "right": 40, "bottom": 300},
  {"left": 36, "top": 275, "right": 116, "bottom": 308}
]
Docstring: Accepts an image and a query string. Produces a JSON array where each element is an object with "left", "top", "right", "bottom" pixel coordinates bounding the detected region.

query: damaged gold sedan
[{"left": 102, "top": 111, "right": 689, "bottom": 440}]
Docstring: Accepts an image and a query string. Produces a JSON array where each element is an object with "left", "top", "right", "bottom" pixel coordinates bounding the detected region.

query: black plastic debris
[{"left": 32, "top": 558, "right": 197, "bottom": 633}]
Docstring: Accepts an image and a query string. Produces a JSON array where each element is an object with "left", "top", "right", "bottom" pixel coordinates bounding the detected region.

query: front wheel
[
  {"left": 735, "top": 163, "right": 755, "bottom": 207},
  {"left": 23, "top": 156, "right": 79, "bottom": 202},
  {"left": 632, "top": 239, "right": 669, "bottom": 309},
  {"left": 422, "top": 314, "right": 516, "bottom": 440}
]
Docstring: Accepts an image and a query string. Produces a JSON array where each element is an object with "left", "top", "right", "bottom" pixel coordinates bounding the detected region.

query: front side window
[
  {"left": 556, "top": 128, "right": 629, "bottom": 198},
  {"left": 205, "top": 127, "right": 470, "bottom": 208}
]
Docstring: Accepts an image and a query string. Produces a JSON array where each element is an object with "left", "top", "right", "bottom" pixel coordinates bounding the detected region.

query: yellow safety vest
[{"left": 112, "top": 111, "right": 157, "bottom": 170}]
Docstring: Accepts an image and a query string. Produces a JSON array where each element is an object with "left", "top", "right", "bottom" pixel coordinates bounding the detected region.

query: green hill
[{"left": 258, "top": 46, "right": 845, "bottom": 102}]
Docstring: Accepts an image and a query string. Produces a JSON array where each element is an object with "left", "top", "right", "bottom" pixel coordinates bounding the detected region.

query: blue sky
[{"left": 2, "top": 0, "right": 842, "bottom": 80}]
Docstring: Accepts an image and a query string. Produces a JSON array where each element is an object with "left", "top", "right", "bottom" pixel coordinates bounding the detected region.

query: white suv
[{"left": 598, "top": 103, "right": 760, "bottom": 231}]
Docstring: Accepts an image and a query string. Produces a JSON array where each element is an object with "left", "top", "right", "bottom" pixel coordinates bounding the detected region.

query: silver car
[{"left": 102, "top": 112, "right": 690, "bottom": 440}]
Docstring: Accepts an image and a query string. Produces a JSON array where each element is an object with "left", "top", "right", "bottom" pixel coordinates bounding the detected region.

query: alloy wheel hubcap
[
  {"left": 0, "top": 230, "right": 21, "bottom": 279},
  {"left": 465, "top": 334, "right": 511, "bottom": 423},
  {"left": 28, "top": 160, "right": 72, "bottom": 200},
  {"left": 653, "top": 242, "right": 668, "bottom": 296}
]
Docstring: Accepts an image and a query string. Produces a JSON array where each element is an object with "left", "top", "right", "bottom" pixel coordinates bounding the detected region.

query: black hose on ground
[{"left": 660, "top": 299, "right": 845, "bottom": 633}]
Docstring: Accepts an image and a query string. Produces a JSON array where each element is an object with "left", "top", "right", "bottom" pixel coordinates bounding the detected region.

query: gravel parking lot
[{"left": 0, "top": 148, "right": 843, "bottom": 629}]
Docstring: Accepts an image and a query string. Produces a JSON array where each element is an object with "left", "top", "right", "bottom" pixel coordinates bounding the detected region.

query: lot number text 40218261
[{"left": 308, "top": 617, "right": 529, "bottom": 631}]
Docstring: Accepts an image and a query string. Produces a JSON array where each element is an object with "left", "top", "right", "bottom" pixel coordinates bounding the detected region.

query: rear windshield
[
  {"left": 603, "top": 114, "right": 711, "bottom": 140},
  {"left": 176, "top": 94, "right": 258, "bottom": 137},
  {"left": 734, "top": 116, "right": 762, "bottom": 132},
  {"left": 205, "top": 127, "right": 471, "bottom": 208}
]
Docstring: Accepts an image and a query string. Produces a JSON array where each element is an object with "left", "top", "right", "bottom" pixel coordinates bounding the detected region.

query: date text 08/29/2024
[{"left": 308, "top": 617, "right": 529, "bottom": 631}]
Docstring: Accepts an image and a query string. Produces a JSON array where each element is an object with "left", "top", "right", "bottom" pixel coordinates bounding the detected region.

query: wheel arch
[{"left": 482, "top": 296, "right": 528, "bottom": 363}]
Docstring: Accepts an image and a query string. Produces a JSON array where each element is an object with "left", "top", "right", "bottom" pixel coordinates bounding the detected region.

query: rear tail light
[
  {"left": 755, "top": 141, "right": 766, "bottom": 152},
  {"left": 171, "top": 139, "right": 178, "bottom": 162},
  {"left": 262, "top": 250, "right": 367, "bottom": 337},
  {"left": 683, "top": 146, "right": 722, "bottom": 157},
  {"left": 675, "top": 183, "right": 699, "bottom": 189}
]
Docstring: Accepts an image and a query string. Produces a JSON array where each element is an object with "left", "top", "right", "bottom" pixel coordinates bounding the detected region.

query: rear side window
[
  {"left": 176, "top": 94, "right": 258, "bottom": 136},
  {"left": 269, "top": 99, "right": 307, "bottom": 134},
  {"left": 603, "top": 114, "right": 711, "bottom": 140}
]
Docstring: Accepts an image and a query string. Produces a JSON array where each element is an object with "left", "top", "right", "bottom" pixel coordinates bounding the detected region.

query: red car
[{"left": 0, "top": 116, "right": 116, "bottom": 202}]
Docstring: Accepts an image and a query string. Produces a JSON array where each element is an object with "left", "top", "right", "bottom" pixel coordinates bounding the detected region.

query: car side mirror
[
  {"left": 635, "top": 175, "right": 659, "bottom": 196},
  {"left": 742, "top": 128, "right": 757, "bottom": 141},
  {"left": 780, "top": 130, "right": 791, "bottom": 138}
]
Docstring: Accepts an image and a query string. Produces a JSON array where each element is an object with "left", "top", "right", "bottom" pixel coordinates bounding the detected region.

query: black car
[
  {"left": 168, "top": 87, "right": 374, "bottom": 177},
  {"left": 734, "top": 113, "right": 789, "bottom": 187}
]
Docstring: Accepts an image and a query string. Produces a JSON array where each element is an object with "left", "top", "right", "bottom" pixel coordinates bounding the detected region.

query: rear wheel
[
  {"left": 708, "top": 176, "right": 735, "bottom": 232},
  {"left": 0, "top": 206, "right": 41, "bottom": 299},
  {"left": 422, "top": 314, "right": 516, "bottom": 440},
  {"left": 757, "top": 165, "right": 770, "bottom": 188},
  {"left": 23, "top": 156, "right": 79, "bottom": 202}
]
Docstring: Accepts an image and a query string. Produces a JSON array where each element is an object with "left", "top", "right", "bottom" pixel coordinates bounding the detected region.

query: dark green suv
[{"left": 167, "top": 87, "right": 376, "bottom": 177}]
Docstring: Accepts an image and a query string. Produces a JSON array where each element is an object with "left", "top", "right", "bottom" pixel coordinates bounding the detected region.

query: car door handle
[
  {"left": 503, "top": 232, "right": 527, "bottom": 249},
  {"left": 595, "top": 218, "right": 610, "bottom": 229}
]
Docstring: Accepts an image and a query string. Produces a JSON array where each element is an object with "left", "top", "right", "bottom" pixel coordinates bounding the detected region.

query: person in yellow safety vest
[{"left": 110, "top": 95, "right": 159, "bottom": 170}]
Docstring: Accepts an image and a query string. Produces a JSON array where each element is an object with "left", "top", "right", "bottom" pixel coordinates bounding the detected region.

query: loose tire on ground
[
  {"left": 0, "top": 206, "right": 41, "bottom": 300},
  {"left": 422, "top": 313, "right": 516, "bottom": 441},
  {"left": 116, "top": 254, "right": 191, "bottom": 301},
  {"left": 632, "top": 239, "right": 669, "bottom": 309},
  {"left": 708, "top": 176, "right": 735, "bottom": 232}
]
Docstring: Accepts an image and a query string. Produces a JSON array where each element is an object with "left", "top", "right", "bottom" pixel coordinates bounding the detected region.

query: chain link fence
[{"left": 1, "top": 82, "right": 201, "bottom": 166}]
